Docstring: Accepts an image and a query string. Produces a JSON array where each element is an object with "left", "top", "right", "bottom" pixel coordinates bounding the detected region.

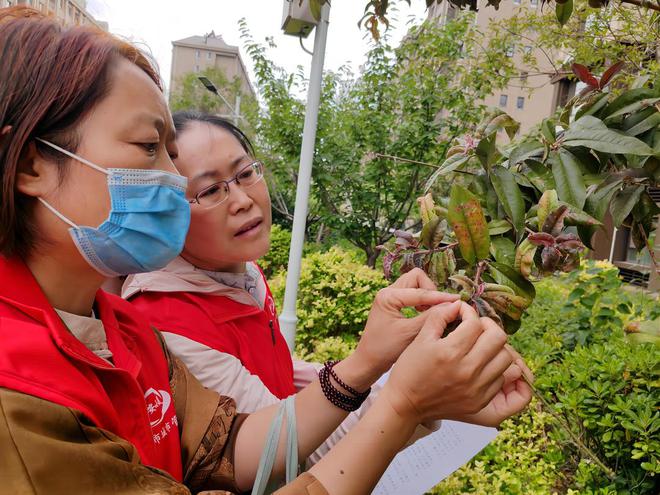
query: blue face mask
[{"left": 36, "top": 138, "right": 191, "bottom": 277}]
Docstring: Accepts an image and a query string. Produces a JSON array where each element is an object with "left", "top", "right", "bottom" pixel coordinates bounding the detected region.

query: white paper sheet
[
  {"left": 371, "top": 371, "right": 497, "bottom": 495},
  {"left": 372, "top": 420, "right": 497, "bottom": 495}
]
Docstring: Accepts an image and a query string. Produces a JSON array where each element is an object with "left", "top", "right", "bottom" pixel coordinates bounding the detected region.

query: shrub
[
  {"left": 432, "top": 400, "right": 564, "bottom": 494},
  {"left": 270, "top": 246, "right": 388, "bottom": 352},
  {"left": 435, "top": 261, "right": 660, "bottom": 494},
  {"left": 258, "top": 223, "right": 292, "bottom": 278}
]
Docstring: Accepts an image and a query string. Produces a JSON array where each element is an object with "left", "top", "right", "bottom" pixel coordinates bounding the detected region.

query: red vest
[
  {"left": 0, "top": 256, "right": 183, "bottom": 480},
  {"left": 129, "top": 281, "right": 295, "bottom": 399}
]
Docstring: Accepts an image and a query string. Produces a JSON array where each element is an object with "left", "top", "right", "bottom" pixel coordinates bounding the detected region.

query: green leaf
[
  {"left": 626, "top": 112, "right": 660, "bottom": 137},
  {"left": 611, "top": 185, "right": 644, "bottom": 227},
  {"left": 447, "top": 185, "right": 490, "bottom": 265},
  {"left": 601, "top": 88, "right": 658, "bottom": 118},
  {"left": 488, "top": 219, "right": 513, "bottom": 236},
  {"left": 541, "top": 119, "right": 556, "bottom": 143},
  {"left": 509, "top": 140, "right": 544, "bottom": 165},
  {"left": 555, "top": 0, "right": 573, "bottom": 26},
  {"left": 490, "top": 167, "right": 526, "bottom": 239},
  {"left": 575, "top": 92, "right": 610, "bottom": 121},
  {"left": 525, "top": 159, "right": 556, "bottom": 192},
  {"left": 490, "top": 237, "right": 516, "bottom": 265},
  {"left": 484, "top": 113, "right": 520, "bottom": 140},
  {"left": 423, "top": 153, "right": 471, "bottom": 192},
  {"left": 489, "top": 262, "right": 536, "bottom": 302},
  {"left": 476, "top": 134, "right": 501, "bottom": 170},
  {"left": 604, "top": 97, "right": 660, "bottom": 121},
  {"left": 551, "top": 149, "right": 587, "bottom": 210},
  {"left": 563, "top": 116, "right": 656, "bottom": 156}
]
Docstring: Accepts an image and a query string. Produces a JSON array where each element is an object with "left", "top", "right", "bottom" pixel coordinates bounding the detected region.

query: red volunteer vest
[
  {"left": 129, "top": 278, "right": 295, "bottom": 399},
  {"left": 0, "top": 256, "right": 183, "bottom": 480}
]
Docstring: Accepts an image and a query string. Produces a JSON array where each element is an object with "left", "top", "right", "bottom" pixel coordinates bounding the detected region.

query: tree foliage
[
  {"left": 381, "top": 63, "right": 659, "bottom": 335},
  {"left": 241, "top": 15, "right": 516, "bottom": 265}
]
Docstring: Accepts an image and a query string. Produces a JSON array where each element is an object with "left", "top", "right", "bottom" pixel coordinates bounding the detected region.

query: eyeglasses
[{"left": 188, "top": 161, "right": 265, "bottom": 208}]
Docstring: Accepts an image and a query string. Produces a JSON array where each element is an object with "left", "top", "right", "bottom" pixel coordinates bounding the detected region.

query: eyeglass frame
[{"left": 187, "top": 160, "right": 265, "bottom": 208}]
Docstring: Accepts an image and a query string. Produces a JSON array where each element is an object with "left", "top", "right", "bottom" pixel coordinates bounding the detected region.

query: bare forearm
[
  {"left": 308, "top": 389, "right": 417, "bottom": 495},
  {"left": 234, "top": 353, "right": 381, "bottom": 490}
]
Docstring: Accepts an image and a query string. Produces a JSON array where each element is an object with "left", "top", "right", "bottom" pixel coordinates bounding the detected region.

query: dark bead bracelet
[
  {"left": 325, "top": 360, "right": 370, "bottom": 400},
  {"left": 318, "top": 360, "right": 371, "bottom": 412}
]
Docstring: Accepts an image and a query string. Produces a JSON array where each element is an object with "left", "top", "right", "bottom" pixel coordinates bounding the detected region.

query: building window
[
  {"left": 207, "top": 51, "right": 212, "bottom": 60},
  {"left": 517, "top": 97, "right": 525, "bottom": 109},
  {"left": 523, "top": 46, "right": 533, "bottom": 55},
  {"left": 513, "top": 0, "right": 521, "bottom": 4},
  {"left": 521, "top": 71, "right": 529, "bottom": 83},
  {"left": 499, "top": 95, "right": 508, "bottom": 107},
  {"left": 506, "top": 46, "right": 514, "bottom": 57},
  {"left": 195, "top": 65, "right": 200, "bottom": 73},
  {"left": 195, "top": 50, "right": 200, "bottom": 59},
  {"left": 530, "top": 0, "right": 538, "bottom": 5}
]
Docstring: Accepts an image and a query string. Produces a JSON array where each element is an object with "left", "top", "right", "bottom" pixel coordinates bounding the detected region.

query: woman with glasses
[
  {"left": 122, "top": 112, "right": 533, "bottom": 463},
  {"left": 0, "top": 7, "right": 533, "bottom": 494}
]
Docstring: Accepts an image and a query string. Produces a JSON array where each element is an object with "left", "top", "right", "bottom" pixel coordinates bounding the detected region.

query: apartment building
[
  {"left": 170, "top": 31, "right": 256, "bottom": 101},
  {"left": 0, "top": 0, "right": 107, "bottom": 30}
]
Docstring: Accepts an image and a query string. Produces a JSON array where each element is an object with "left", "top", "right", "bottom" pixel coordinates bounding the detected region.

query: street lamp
[
  {"left": 197, "top": 76, "right": 241, "bottom": 125},
  {"left": 278, "top": 0, "right": 330, "bottom": 351}
]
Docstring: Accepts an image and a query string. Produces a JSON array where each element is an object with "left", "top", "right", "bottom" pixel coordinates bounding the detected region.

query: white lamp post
[{"left": 278, "top": 0, "right": 330, "bottom": 350}]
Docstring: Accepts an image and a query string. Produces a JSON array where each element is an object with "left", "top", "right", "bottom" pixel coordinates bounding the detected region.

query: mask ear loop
[
  {"left": 38, "top": 197, "right": 78, "bottom": 229},
  {"left": 35, "top": 138, "right": 110, "bottom": 176}
]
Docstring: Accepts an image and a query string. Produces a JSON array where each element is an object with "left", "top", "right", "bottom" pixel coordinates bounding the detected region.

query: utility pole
[{"left": 278, "top": 1, "right": 330, "bottom": 350}]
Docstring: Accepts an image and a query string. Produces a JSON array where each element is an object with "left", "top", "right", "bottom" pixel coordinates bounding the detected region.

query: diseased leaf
[
  {"left": 563, "top": 116, "right": 655, "bottom": 156},
  {"left": 489, "top": 262, "right": 536, "bottom": 302},
  {"left": 551, "top": 149, "right": 587, "bottom": 209},
  {"left": 447, "top": 185, "right": 490, "bottom": 265},
  {"left": 601, "top": 88, "right": 658, "bottom": 118},
  {"left": 538, "top": 189, "right": 559, "bottom": 230},
  {"left": 541, "top": 118, "right": 556, "bottom": 143},
  {"left": 490, "top": 166, "right": 526, "bottom": 239},
  {"left": 475, "top": 134, "right": 501, "bottom": 170}
]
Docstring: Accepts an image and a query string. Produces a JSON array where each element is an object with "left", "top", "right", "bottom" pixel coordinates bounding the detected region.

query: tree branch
[{"left": 620, "top": 0, "right": 660, "bottom": 12}]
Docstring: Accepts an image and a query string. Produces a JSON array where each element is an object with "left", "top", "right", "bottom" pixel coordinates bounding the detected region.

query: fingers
[
  {"left": 417, "top": 301, "right": 462, "bottom": 339},
  {"left": 478, "top": 347, "right": 514, "bottom": 384},
  {"left": 466, "top": 317, "right": 508, "bottom": 366},
  {"left": 376, "top": 287, "right": 459, "bottom": 312},
  {"left": 442, "top": 309, "right": 485, "bottom": 353},
  {"left": 391, "top": 268, "right": 437, "bottom": 290},
  {"left": 505, "top": 344, "right": 534, "bottom": 383}
]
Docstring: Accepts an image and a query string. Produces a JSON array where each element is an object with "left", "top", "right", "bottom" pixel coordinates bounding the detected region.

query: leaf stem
[{"left": 521, "top": 374, "right": 616, "bottom": 480}]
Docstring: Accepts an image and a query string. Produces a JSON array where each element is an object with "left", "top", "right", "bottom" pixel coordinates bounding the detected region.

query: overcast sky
[{"left": 87, "top": 1, "right": 426, "bottom": 95}]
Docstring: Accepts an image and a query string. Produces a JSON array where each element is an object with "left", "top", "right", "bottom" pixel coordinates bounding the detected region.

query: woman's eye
[
  {"left": 140, "top": 143, "right": 158, "bottom": 155},
  {"left": 199, "top": 184, "right": 221, "bottom": 198},
  {"left": 238, "top": 169, "right": 254, "bottom": 180}
]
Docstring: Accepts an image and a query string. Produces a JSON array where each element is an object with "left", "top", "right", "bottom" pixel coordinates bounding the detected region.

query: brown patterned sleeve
[{"left": 159, "top": 326, "right": 247, "bottom": 494}]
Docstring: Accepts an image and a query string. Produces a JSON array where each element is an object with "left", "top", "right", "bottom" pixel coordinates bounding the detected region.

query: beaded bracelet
[{"left": 318, "top": 360, "right": 371, "bottom": 412}]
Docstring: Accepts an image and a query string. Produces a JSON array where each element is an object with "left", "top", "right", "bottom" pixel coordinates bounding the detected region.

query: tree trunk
[{"left": 365, "top": 247, "right": 380, "bottom": 269}]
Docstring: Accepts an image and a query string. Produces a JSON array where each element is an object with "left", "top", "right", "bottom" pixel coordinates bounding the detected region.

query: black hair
[{"left": 172, "top": 111, "right": 255, "bottom": 157}]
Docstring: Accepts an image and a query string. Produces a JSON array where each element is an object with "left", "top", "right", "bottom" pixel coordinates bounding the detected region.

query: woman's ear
[{"left": 15, "top": 139, "right": 61, "bottom": 198}]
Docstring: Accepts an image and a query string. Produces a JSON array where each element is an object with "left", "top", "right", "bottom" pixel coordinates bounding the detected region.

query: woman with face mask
[
  {"left": 0, "top": 7, "right": 531, "bottom": 495},
  {"left": 122, "top": 112, "right": 534, "bottom": 464}
]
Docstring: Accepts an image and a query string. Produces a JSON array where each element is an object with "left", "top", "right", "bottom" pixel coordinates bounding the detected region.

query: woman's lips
[{"left": 235, "top": 219, "right": 263, "bottom": 238}]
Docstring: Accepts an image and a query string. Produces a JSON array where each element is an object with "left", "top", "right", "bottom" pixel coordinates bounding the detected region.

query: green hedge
[
  {"left": 258, "top": 223, "right": 292, "bottom": 278},
  {"left": 270, "top": 246, "right": 388, "bottom": 354}
]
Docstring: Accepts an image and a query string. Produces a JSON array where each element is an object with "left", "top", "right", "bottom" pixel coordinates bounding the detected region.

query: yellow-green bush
[
  {"left": 270, "top": 246, "right": 388, "bottom": 352},
  {"left": 258, "top": 223, "right": 292, "bottom": 278}
]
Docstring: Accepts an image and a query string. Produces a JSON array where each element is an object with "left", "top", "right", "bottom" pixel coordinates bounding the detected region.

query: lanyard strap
[{"left": 251, "top": 395, "right": 299, "bottom": 495}]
